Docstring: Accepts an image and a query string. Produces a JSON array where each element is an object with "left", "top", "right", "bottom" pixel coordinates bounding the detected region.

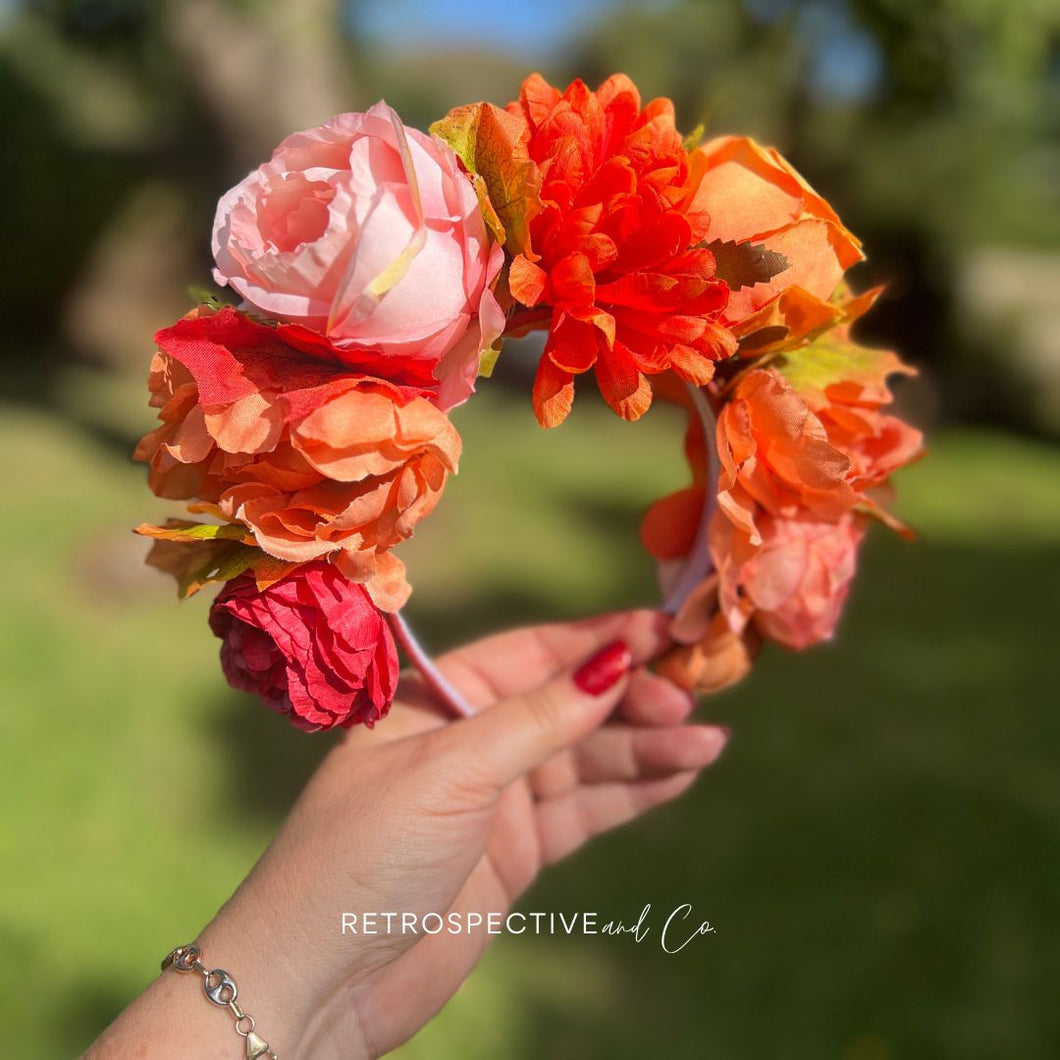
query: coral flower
[
  {"left": 505, "top": 73, "right": 736, "bottom": 427},
  {"left": 644, "top": 346, "right": 920, "bottom": 567},
  {"left": 711, "top": 512, "right": 865, "bottom": 649},
  {"left": 134, "top": 307, "right": 460, "bottom": 610},
  {"left": 656, "top": 574, "right": 759, "bottom": 694}
]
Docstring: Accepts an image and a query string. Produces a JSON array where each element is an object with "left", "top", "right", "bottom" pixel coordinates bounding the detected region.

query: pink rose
[
  {"left": 713, "top": 512, "right": 865, "bottom": 650},
  {"left": 208, "top": 563, "right": 399, "bottom": 731},
  {"left": 211, "top": 102, "right": 505, "bottom": 410}
]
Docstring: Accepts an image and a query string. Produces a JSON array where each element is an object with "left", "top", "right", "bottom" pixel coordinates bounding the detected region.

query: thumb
[{"left": 438, "top": 640, "right": 634, "bottom": 790}]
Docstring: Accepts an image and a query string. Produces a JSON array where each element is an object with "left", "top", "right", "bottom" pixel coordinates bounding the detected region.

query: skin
[{"left": 85, "top": 610, "right": 729, "bottom": 1059}]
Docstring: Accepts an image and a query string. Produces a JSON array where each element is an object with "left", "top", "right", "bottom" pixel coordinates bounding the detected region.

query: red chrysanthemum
[{"left": 506, "top": 73, "right": 736, "bottom": 427}]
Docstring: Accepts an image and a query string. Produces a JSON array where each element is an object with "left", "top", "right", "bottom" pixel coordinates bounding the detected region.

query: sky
[
  {"left": 348, "top": 0, "right": 672, "bottom": 56},
  {"left": 348, "top": 0, "right": 881, "bottom": 102}
]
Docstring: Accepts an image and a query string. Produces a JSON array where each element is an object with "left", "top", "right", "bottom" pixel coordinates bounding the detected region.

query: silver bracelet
[{"left": 161, "top": 943, "right": 279, "bottom": 1059}]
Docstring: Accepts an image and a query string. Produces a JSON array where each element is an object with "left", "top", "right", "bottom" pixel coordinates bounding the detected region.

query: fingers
[
  {"left": 531, "top": 722, "right": 730, "bottom": 861},
  {"left": 433, "top": 640, "right": 635, "bottom": 789},
  {"left": 617, "top": 667, "right": 696, "bottom": 726},
  {"left": 578, "top": 723, "right": 728, "bottom": 785},
  {"left": 434, "top": 610, "right": 672, "bottom": 707},
  {"left": 536, "top": 772, "right": 700, "bottom": 863},
  {"left": 530, "top": 722, "right": 728, "bottom": 799}
]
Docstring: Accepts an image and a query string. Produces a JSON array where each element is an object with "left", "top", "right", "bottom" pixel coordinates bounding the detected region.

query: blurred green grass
[{"left": 2, "top": 392, "right": 1059, "bottom": 1058}]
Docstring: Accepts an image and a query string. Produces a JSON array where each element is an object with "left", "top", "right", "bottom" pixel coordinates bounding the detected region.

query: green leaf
[
  {"left": 776, "top": 339, "right": 914, "bottom": 402},
  {"left": 705, "top": 239, "right": 790, "bottom": 291},
  {"left": 137, "top": 523, "right": 299, "bottom": 598},
  {"left": 173, "top": 542, "right": 298, "bottom": 598},
  {"left": 176, "top": 541, "right": 258, "bottom": 598},
  {"left": 186, "top": 285, "right": 231, "bottom": 309},
  {"left": 134, "top": 520, "right": 253, "bottom": 544},
  {"left": 682, "top": 124, "right": 705, "bottom": 152},
  {"left": 431, "top": 103, "right": 543, "bottom": 258},
  {"left": 175, "top": 542, "right": 298, "bottom": 598}
]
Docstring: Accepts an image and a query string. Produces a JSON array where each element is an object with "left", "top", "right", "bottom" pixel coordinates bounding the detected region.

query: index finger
[{"left": 433, "top": 610, "right": 673, "bottom": 709}]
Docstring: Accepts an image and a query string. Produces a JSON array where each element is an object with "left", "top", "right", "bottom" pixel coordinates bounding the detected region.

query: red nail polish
[{"left": 573, "top": 640, "right": 633, "bottom": 696}]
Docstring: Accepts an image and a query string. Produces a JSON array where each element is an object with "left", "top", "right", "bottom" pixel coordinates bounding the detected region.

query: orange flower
[
  {"left": 642, "top": 324, "right": 922, "bottom": 671},
  {"left": 731, "top": 282, "right": 882, "bottom": 355},
  {"left": 715, "top": 368, "right": 857, "bottom": 543},
  {"left": 683, "top": 136, "right": 863, "bottom": 325},
  {"left": 644, "top": 336, "right": 921, "bottom": 560},
  {"left": 134, "top": 307, "right": 460, "bottom": 610},
  {"left": 774, "top": 335, "right": 924, "bottom": 499},
  {"left": 655, "top": 574, "right": 758, "bottom": 694},
  {"left": 646, "top": 344, "right": 920, "bottom": 559},
  {"left": 506, "top": 73, "right": 735, "bottom": 427}
]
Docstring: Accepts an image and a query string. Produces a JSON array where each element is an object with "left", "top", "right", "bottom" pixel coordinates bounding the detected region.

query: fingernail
[{"left": 573, "top": 640, "right": 633, "bottom": 696}]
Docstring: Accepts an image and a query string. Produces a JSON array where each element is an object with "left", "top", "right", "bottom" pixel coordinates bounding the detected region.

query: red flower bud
[{"left": 209, "top": 563, "right": 399, "bottom": 731}]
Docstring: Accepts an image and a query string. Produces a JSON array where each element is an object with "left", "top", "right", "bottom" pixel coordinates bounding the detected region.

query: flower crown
[{"left": 134, "top": 73, "right": 923, "bottom": 732}]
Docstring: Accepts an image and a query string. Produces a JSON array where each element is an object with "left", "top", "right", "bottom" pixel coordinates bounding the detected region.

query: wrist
[
  {"left": 84, "top": 967, "right": 260, "bottom": 1059},
  {"left": 198, "top": 885, "right": 374, "bottom": 1060},
  {"left": 194, "top": 906, "right": 315, "bottom": 1057},
  {"left": 162, "top": 941, "right": 287, "bottom": 1059}
]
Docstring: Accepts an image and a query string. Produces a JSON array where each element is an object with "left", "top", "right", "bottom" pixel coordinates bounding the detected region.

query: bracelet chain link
[{"left": 162, "top": 943, "right": 279, "bottom": 1059}]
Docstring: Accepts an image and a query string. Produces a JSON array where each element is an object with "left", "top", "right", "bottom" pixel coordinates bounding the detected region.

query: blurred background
[{"left": 1, "top": 0, "right": 1059, "bottom": 1056}]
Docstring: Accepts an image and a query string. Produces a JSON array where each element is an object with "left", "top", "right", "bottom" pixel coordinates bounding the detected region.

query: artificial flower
[
  {"left": 714, "top": 367, "right": 857, "bottom": 543},
  {"left": 212, "top": 103, "right": 505, "bottom": 411},
  {"left": 209, "top": 563, "right": 399, "bottom": 731},
  {"left": 656, "top": 575, "right": 759, "bottom": 693},
  {"left": 643, "top": 326, "right": 921, "bottom": 673},
  {"left": 644, "top": 343, "right": 919, "bottom": 552},
  {"left": 683, "top": 136, "right": 863, "bottom": 324},
  {"left": 504, "top": 73, "right": 736, "bottom": 426},
  {"left": 134, "top": 307, "right": 460, "bottom": 610},
  {"left": 711, "top": 511, "right": 865, "bottom": 649},
  {"left": 775, "top": 335, "right": 924, "bottom": 497}
]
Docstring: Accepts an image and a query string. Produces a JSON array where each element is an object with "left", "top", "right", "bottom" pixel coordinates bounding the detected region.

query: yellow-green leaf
[
  {"left": 186, "top": 285, "right": 231, "bottom": 309},
  {"left": 431, "top": 103, "right": 543, "bottom": 259},
  {"left": 777, "top": 339, "right": 914, "bottom": 402},
  {"left": 682, "top": 124, "right": 705, "bottom": 152},
  {"left": 477, "top": 339, "right": 502, "bottom": 378},
  {"left": 134, "top": 520, "right": 254, "bottom": 545},
  {"left": 137, "top": 526, "right": 299, "bottom": 599}
]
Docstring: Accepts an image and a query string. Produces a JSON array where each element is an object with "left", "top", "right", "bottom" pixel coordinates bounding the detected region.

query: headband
[{"left": 133, "top": 73, "right": 923, "bottom": 731}]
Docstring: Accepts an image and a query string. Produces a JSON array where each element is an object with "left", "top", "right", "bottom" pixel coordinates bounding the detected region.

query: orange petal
[
  {"left": 641, "top": 486, "right": 705, "bottom": 560},
  {"left": 509, "top": 254, "right": 548, "bottom": 306},
  {"left": 655, "top": 619, "right": 757, "bottom": 694},
  {"left": 532, "top": 356, "right": 576, "bottom": 428},
  {"left": 546, "top": 314, "right": 600, "bottom": 374},
  {"left": 668, "top": 344, "right": 717, "bottom": 386},
  {"left": 358, "top": 552, "right": 412, "bottom": 613},
  {"left": 595, "top": 343, "right": 652, "bottom": 421}
]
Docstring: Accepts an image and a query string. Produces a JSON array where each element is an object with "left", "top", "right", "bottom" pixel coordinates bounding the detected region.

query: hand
[{"left": 86, "top": 610, "right": 730, "bottom": 1060}]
